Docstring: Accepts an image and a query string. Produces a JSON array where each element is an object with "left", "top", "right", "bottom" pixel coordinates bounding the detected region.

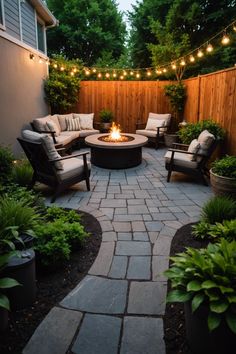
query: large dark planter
[
  {"left": 185, "top": 302, "right": 236, "bottom": 354},
  {"left": 210, "top": 169, "right": 236, "bottom": 199},
  {"left": 14, "top": 233, "right": 35, "bottom": 250},
  {"left": 0, "top": 307, "right": 8, "bottom": 332},
  {"left": 3, "top": 249, "right": 36, "bottom": 310}
]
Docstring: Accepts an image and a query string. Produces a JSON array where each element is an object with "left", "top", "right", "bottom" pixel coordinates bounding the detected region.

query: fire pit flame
[{"left": 110, "top": 122, "right": 122, "bottom": 141}]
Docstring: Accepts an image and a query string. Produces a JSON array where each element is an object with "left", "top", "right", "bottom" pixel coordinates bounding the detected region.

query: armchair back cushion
[
  {"left": 146, "top": 118, "right": 166, "bottom": 131},
  {"left": 188, "top": 139, "right": 200, "bottom": 161},
  {"left": 22, "top": 129, "right": 43, "bottom": 143},
  {"left": 57, "top": 114, "right": 73, "bottom": 131},
  {"left": 197, "top": 130, "right": 215, "bottom": 155},
  {"left": 148, "top": 113, "right": 171, "bottom": 126}
]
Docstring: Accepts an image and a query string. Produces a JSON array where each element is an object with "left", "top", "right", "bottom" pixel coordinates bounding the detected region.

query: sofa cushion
[
  {"left": 46, "top": 120, "right": 60, "bottom": 137},
  {"left": 197, "top": 130, "right": 215, "bottom": 155},
  {"left": 66, "top": 116, "right": 81, "bottom": 131},
  {"left": 78, "top": 113, "right": 94, "bottom": 130},
  {"left": 22, "top": 130, "right": 44, "bottom": 142},
  {"left": 136, "top": 129, "right": 164, "bottom": 138},
  {"left": 188, "top": 139, "right": 200, "bottom": 161},
  {"left": 145, "top": 118, "right": 166, "bottom": 131},
  {"left": 165, "top": 150, "right": 198, "bottom": 168},
  {"left": 33, "top": 115, "right": 51, "bottom": 132},
  {"left": 40, "top": 135, "right": 63, "bottom": 170},
  {"left": 58, "top": 114, "right": 73, "bottom": 131},
  {"left": 50, "top": 115, "right": 61, "bottom": 135},
  {"left": 60, "top": 131, "right": 80, "bottom": 139},
  {"left": 55, "top": 134, "right": 75, "bottom": 146},
  {"left": 79, "top": 129, "right": 100, "bottom": 138},
  {"left": 57, "top": 158, "right": 91, "bottom": 181}
]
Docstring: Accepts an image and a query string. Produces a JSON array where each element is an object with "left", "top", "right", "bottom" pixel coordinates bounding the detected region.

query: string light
[
  {"left": 85, "top": 70, "right": 90, "bottom": 75},
  {"left": 123, "top": 71, "right": 127, "bottom": 76},
  {"left": 206, "top": 43, "right": 213, "bottom": 53},
  {"left": 120, "top": 75, "right": 124, "bottom": 80},
  {"left": 189, "top": 55, "right": 195, "bottom": 62},
  {"left": 130, "top": 71, "right": 134, "bottom": 76},
  {"left": 60, "top": 66, "right": 65, "bottom": 71},
  {"left": 105, "top": 73, "right": 110, "bottom": 78},
  {"left": 39, "top": 58, "right": 43, "bottom": 64},
  {"left": 233, "top": 24, "right": 236, "bottom": 31},
  {"left": 53, "top": 63, "right": 58, "bottom": 68},
  {"left": 221, "top": 34, "right": 230, "bottom": 45},
  {"left": 180, "top": 59, "right": 186, "bottom": 66},
  {"left": 147, "top": 71, "right": 151, "bottom": 76},
  {"left": 171, "top": 63, "right": 177, "bottom": 70},
  {"left": 73, "top": 68, "right": 77, "bottom": 73},
  {"left": 92, "top": 68, "right": 97, "bottom": 73},
  {"left": 163, "top": 68, "right": 167, "bottom": 73},
  {"left": 113, "top": 72, "right": 117, "bottom": 78},
  {"left": 98, "top": 73, "right": 102, "bottom": 78},
  {"left": 136, "top": 73, "right": 140, "bottom": 78},
  {"left": 197, "top": 50, "right": 204, "bottom": 58},
  {"left": 70, "top": 72, "right": 74, "bottom": 76}
]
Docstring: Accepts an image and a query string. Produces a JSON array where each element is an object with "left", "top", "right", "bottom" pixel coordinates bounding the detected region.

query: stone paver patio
[{"left": 23, "top": 147, "right": 212, "bottom": 354}]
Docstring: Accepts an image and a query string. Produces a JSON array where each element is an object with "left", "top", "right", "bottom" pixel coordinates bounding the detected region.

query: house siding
[
  {"left": 21, "top": 0, "right": 37, "bottom": 48},
  {"left": 4, "top": 0, "right": 21, "bottom": 39}
]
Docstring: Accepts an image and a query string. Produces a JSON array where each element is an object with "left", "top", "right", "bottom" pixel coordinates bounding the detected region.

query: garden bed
[
  {"left": 164, "top": 223, "right": 208, "bottom": 354},
  {"left": 0, "top": 211, "right": 102, "bottom": 354}
]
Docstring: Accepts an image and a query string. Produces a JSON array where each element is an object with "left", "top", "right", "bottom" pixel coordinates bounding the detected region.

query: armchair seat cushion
[
  {"left": 79, "top": 129, "right": 100, "bottom": 138},
  {"left": 136, "top": 129, "right": 164, "bottom": 138},
  {"left": 165, "top": 151, "right": 198, "bottom": 169},
  {"left": 57, "top": 158, "right": 91, "bottom": 181}
]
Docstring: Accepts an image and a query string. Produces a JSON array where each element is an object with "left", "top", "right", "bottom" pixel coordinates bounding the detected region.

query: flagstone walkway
[{"left": 23, "top": 147, "right": 212, "bottom": 354}]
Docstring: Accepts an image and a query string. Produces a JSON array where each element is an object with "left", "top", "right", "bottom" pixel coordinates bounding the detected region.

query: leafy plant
[
  {"left": 11, "top": 160, "right": 33, "bottom": 187},
  {"left": 211, "top": 156, "right": 236, "bottom": 179},
  {"left": 164, "top": 82, "right": 186, "bottom": 113},
  {"left": 45, "top": 206, "right": 81, "bottom": 223},
  {"left": 178, "top": 119, "right": 225, "bottom": 144},
  {"left": 0, "top": 146, "right": 14, "bottom": 183},
  {"left": 99, "top": 109, "right": 113, "bottom": 123},
  {"left": 192, "top": 221, "right": 211, "bottom": 240},
  {"left": 192, "top": 220, "right": 236, "bottom": 242},
  {"left": 0, "top": 198, "right": 41, "bottom": 246},
  {"left": 201, "top": 196, "right": 236, "bottom": 224},
  {"left": 165, "top": 239, "right": 236, "bottom": 334},
  {"left": 0, "top": 252, "right": 20, "bottom": 310}
]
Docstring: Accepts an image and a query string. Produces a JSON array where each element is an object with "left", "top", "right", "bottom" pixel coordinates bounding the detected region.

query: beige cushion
[
  {"left": 58, "top": 114, "right": 73, "bottom": 131},
  {"left": 33, "top": 115, "right": 51, "bottom": 132},
  {"left": 46, "top": 120, "right": 60, "bottom": 137},
  {"left": 165, "top": 150, "right": 198, "bottom": 168},
  {"left": 40, "top": 135, "right": 63, "bottom": 170},
  {"left": 136, "top": 129, "right": 164, "bottom": 138},
  {"left": 188, "top": 139, "right": 200, "bottom": 161},
  {"left": 57, "top": 158, "right": 91, "bottom": 181},
  {"left": 66, "top": 116, "right": 80, "bottom": 131},
  {"left": 60, "top": 131, "right": 80, "bottom": 139},
  {"left": 79, "top": 129, "right": 100, "bottom": 138},
  {"left": 148, "top": 113, "right": 171, "bottom": 127},
  {"left": 50, "top": 115, "right": 61, "bottom": 135},
  {"left": 22, "top": 130, "right": 44, "bottom": 142},
  {"left": 197, "top": 130, "right": 215, "bottom": 155},
  {"left": 146, "top": 118, "right": 166, "bottom": 131},
  {"left": 55, "top": 134, "right": 75, "bottom": 146},
  {"left": 79, "top": 113, "right": 94, "bottom": 130}
]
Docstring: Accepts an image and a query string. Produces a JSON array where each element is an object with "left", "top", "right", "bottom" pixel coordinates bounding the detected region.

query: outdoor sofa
[{"left": 31, "top": 113, "right": 100, "bottom": 150}]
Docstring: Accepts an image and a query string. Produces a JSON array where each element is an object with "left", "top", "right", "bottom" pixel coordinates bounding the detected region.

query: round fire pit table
[{"left": 85, "top": 133, "right": 148, "bottom": 169}]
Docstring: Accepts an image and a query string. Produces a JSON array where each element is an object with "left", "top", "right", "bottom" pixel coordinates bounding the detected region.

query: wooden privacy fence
[{"left": 76, "top": 67, "right": 236, "bottom": 154}]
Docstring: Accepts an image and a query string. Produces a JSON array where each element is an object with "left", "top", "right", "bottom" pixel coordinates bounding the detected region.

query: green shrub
[
  {"left": 211, "top": 156, "right": 236, "bottom": 179},
  {"left": 35, "top": 219, "right": 89, "bottom": 266},
  {"left": 164, "top": 83, "right": 186, "bottom": 113},
  {"left": 0, "top": 146, "right": 14, "bottom": 183},
  {"left": 99, "top": 109, "right": 113, "bottom": 123},
  {"left": 165, "top": 239, "right": 236, "bottom": 333},
  {"left": 192, "top": 221, "right": 211, "bottom": 239},
  {"left": 201, "top": 196, "right": 236, "bottom": 224},
  {"left": 178, "top": 119, "right": 225, "bottom": 144},
  {"left": 192, "top": 219, "right": 236, "bottom": 241},
  {"left": 45, "top": 206, "right": 81, "bottom": 223},
  {"left": 11, "top": 160, "right": 33, "bottom": 187}
]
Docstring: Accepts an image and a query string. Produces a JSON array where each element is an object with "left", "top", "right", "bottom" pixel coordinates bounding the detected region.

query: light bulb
[
  {"left": 197, "top": 50, "right": 204, "bottom": 58},
  {"left": 85, "top": 70, "right": 90, "bottom": 75},
  {"left": 98, "top": 73, "right": 102, "bottom": 78},
  {"left": 206, "top": 44, "right": 213, "bottom": 53},
  {"left": 136, "top": 73, "right": 140, "bottom": 78},
  {"left": 233, "top": 25, "right": 236, "bottom": 32},
  {"left": 147, "top": 71, "right": 151, "bottom": 76},
  {"left": 180, "top": 59, "right": 186, "bottom": 66},
  {"left": 120, "top": 75, "right": 124, "bottom": 80},
  {"left": 123, "top": 71, "right": 127, "bottom": 76},
  {"left": 70, "top": 72, "right": 74, "bottom": 76},
  {"left": 53, "top": 63, "right": 58, "bottom": 69},
  {"left": 130, "top": 71, "right": 134, "bottom": 75},
  {"left": 105, "top": 73, "right": 110, "bottom": 78},
  {"left": 222, "top": 34, "right": 230, "bottom": 45},
  {"left": 73, "top": 68, "right": 77, "bottom": 73},
  {"left": 92, "top": 68, "right": 97, "bottom": 73},
  {"left": 189, "top": 55, "right": 195, "bottom": 62},
  {"left": 171, "top": 63, "right": 176, "bottom": 70},
  {"left": 163, "top": 68, "right": 167, "bottom": 73},
  {"left": 60, "top": 66, "right": 65, "bottom": 71},
  {"left": 113, "top": 72, "right": 117, "bottom": 78}
]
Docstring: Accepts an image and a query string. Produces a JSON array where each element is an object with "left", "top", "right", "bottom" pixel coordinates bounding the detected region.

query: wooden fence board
[{"left": 76, "top": 67, "right": 236, "bottom": 154}]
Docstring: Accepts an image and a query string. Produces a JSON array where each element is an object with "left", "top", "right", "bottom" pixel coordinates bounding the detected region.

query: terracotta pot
[
  {"left": 164, "top": 133, "right": 178, "bottom": 148},
  {"left": 0, "top": 307, "right": 9, "bottom": 332},
  {"left": 210, "top": 169, "right": 236, "bottom": 199},
  {"left": 185, "top": 302, "right": 236, "bottom": 354}
]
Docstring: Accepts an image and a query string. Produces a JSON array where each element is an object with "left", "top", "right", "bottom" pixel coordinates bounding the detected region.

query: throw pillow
[
  {"left": 46, "top": 121, "right": 60, "bottom": 136},
  {"left": 33, "top": 115, "right": 51, "bottom": 132},
  {"left": 40, "top": 135, "right": 63, "bottom": 170},
  {"left": 197, "top": 130, "right": 215, "bottom": 155},
  {"left": 146, "top": 118, "right": 166, "bottom": 131},
  {"left": 58, "top": 114, "right": 73, "bottom": 131},
  {"left": 78, "top": 113, "right": 94, "bottom": 130},
  {"left": 66, "top": 117, "right": 81, "bottom": 131},
  {"left": 188, "top": 139, "right": 200, "bottom": 161},
  {"left": 148, "top": 113, "right": 171, "bottom": 127}
]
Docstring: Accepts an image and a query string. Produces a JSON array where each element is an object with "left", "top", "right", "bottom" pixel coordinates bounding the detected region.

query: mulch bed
[
  {"left": 164, "top": 222, "right": 209, "bottom": 354},
  {"left": 0, "top": 211, "right": 102, "bottom": 354}
]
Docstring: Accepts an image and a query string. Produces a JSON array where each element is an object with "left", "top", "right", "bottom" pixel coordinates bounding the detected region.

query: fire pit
[{"left": 85, "top": 123, "right": 148, "bottom": 169}]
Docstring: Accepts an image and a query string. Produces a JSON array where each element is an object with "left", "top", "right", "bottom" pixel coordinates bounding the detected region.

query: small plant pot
[
  {"left": 0, "top": 307, "right": 9, "bottom": 332},
  {"left": 3, "top": 249, "right": 36, "bottom": 310},
  {"left": 185, "top": 302, "right": 236, "bottom": 354},
  {"left": 210, "top": 169, "right": 236, "bottom": 199},
  {"left": 14, "top": 233, "right": 35, "bottom": 250},
  {"left": 164, "top": 133, "right": 178, "bottom": 148},
  {"left": 100, "top": 122, "right": 112, "bottom": 132}
]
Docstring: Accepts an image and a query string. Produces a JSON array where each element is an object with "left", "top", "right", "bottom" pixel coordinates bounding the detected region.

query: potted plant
[
  {"left": 165, "top": 239, "right": 236, "bottom": 354},
  {"left": 210, "top": 156, "right": 236, "bottom": 199},
  {"left": 164, "top": 82, "right": 186, "bottom": 146},
  {"left": 0, "top": 252, "right": 20, "bottom": 331},
  {"left": 99, "top": 109, "right": 113, "bottom": 131}
]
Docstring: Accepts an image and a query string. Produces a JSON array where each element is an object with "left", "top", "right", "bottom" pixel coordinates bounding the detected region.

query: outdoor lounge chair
[
  {"left": 164, "top": 130, "right": 218, "bottom": 185},
  {"left": 18, "top": 130, "right": 91, "bottom": 202},
  {"left": 136, "top": 113, "right": 171, "bottom": 149}
]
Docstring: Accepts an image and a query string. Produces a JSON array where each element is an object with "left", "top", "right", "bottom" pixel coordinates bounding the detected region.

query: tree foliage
[{"left": 46, "top": 0, "right": 126, "bottom": 66}]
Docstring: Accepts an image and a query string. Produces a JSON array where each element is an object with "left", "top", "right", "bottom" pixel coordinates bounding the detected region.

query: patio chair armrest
[
  {"left": 49, "top": 151, "right": 90, "bottom": 162},
  {"left": 172, "top": 142, "right": 188, "bottom": 149},
  {"left": 168, "top": 148, "right": 206, "bottom": 158}
]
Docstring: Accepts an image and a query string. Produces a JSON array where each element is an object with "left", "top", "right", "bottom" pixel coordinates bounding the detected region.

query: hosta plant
[
  {"left": 192, "top": 219, "right": 236, "bottom": 241},
  {"left": 165, "top": 239, "right": 236, "bottom": 334}
]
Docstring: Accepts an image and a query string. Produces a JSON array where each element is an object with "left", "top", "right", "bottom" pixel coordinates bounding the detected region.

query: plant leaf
[
  {"left": 191, "top": 293, "right": 205, "bottom": 313},
  {"left": 208, "top": 312, "right": 221, "bottom": 332},
  {"left": 166, "top": 289, "right": 192, "bottom": 303},
  {"left": 202, "top": 280, "right": 217, "bottom": 289},
  {"left": 210, "top": 300, "right": 229, "bottom": 314},
  {"left": 0, "top": 293, "right": 10, "bottom": 310},
  {"left": 226, "top": 312, "right": 236, "bottom": 334},
  {"left": 187, "top": 280, "right": 201, "bottom": 292},
  {"left": 0, "top": 278, "right": 20, "bottom": 289}
]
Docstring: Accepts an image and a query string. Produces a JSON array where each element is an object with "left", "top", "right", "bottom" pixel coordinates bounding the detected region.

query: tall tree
[{"left": 46, "top": 0, "right": 126, "bottom": 66}]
